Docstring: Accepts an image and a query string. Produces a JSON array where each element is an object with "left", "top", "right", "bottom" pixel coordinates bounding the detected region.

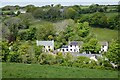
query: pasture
[{"left": 2, "top": 63, "right": 118, "bottom": 78}]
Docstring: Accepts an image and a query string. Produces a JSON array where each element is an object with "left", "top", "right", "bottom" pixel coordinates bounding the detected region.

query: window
[
  {"left": 48, "top": 46, "right": 50, "bottom": 48},
  {"left": 75, "top": 45, "right": 76, "bottom": 47},
  {"left": 70, "top": 49, "right": 72, "bottom": 51},
  {"left": 48, "top": 49, "right": 51, "bottom": 51},
  {"left": 44, "top": 46, "right": 45, "bottom": 48},
  {"left": 66, "top": 49, "right": 68, "bottom": 51},
  {"left": 62, "top": 49, "right": 64, "bottom": 52},
  {"left": 74, "top": 49, "right": 76, "bottom": 52},
  {"left": 70, "top": 45, "right": 72, "bottom": 47}
]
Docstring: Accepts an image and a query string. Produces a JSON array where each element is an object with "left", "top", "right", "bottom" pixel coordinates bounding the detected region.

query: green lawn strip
[{"left": 2, "top": 63, "right": 118, "bottom": 78}]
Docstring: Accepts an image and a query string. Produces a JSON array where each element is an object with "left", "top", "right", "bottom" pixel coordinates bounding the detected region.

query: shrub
[
  {"left": 39, "top": 53, "right": 55, "bottom": 65},
  {"left": 8, "top": 51, "right": 22, "bottom": 63},
  {"left": 0, "top": 40, "right": 9, "bottom": 62},
  {"left": 55, "top": 52, "right": 64, "bottom": 64}
]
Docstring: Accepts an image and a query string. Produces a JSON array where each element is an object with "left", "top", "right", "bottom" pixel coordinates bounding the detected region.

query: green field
[
  {"left": 81, "top": 12, "right": 118, "bottom": 18},
  {"left": 91, "top": 27, "right": 118, "bottom": 41},
  {"left": 2, "top": 63, "right": 118, "bottom": 78}
]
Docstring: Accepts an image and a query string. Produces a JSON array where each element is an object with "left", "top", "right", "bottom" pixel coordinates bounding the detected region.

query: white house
[
  {"left": 58, "top": 41, "right": 83, "bottom": 53},
  {"left": 36, "top": 40, "right": 54, "bottom": 52},
  {"left": 99, "top": 41, "right": 108, "bottom": 52},
  {"left": 57, "top": 41, "right": 108, "bottom": 54},
  {"left": 14, "top": 9, "right": 26, "bottom": 14}
]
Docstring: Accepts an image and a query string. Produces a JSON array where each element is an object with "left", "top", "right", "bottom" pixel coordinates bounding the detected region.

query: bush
[
  {"left": 55, "top": 52, "right": 64, "bottom": 64},
  {"left": 39, "top": 53, "right": 55, "bottom": 65},
  {"left": 0, "top": 40, "right": 9, "bottom": 62},
  {"left": 8, "top": 51, "right": 22, "bottom": 63}
]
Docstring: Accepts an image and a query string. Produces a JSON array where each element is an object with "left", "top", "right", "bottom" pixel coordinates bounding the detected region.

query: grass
[
  {"left": 2, "top": 63, "right": 118, "bottom": 78},
  {"left": 105, "top": 12, "right": 118, "bottom": 18},
  {"left": 81, "top": 12, "right": 118, "bottom": 18},
  {"left": 91, "top": 27, "right": 118, "bottom": 41}
]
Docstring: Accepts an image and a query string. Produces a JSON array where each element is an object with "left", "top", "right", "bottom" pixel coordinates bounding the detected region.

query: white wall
[
  {"left": 60, "top": 48, "right": 69, "bottom": 52},
  {"left": 101, "top": 45, "right": 108, "bottom": 52},
  {"left": 44, "top": 46, "right": 54, "bottom": 52},
  {"left": 68, "top": 45, "right": 79, "bottom": 52}
]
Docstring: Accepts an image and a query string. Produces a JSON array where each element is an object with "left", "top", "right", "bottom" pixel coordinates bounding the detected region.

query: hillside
[
  {"left": 54, "top": 20, "right": 118, "bottom": 41},
  {"left": 2, "top": 63, "right": 118, "bottom": 78},
  {"left": 91, "top": 27, "right": 118, "bottom": 41}
]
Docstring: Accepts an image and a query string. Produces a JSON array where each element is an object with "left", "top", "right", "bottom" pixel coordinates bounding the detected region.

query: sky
[{"left": 0, "top": 0, "right": 120, "bottom": 7}]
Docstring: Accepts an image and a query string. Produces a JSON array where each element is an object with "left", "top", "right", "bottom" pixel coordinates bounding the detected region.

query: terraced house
[{"left": 36, "top": 40, "right": 109, "bottom": 54}]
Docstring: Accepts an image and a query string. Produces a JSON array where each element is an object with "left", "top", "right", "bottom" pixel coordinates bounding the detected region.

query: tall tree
[
  {"left": 89, "top": 12, "right": 108, "bottom": 27},
  {"left": 63, "top": 8, "right": 77, "bottom": 19},
  {"left": 82, "top": 38, "right": 101, "bottom": 54},
  {"left": 30, "top": 21, "right": 55, "bottom": 40},
  {"left": 106, "top": 40, "right": 120, "bottom": 66},
  {"left": 18, "top": 13, "right": 34, "bottom": 29},
  {"left": 75, "top": 22, "right": 90, "bottom": 38},
  {"left": 47, "top": 7, "right": 61, "bottom": 20},
  {"left": 4, "top": 17, "right": 21, "bottom": 42}
]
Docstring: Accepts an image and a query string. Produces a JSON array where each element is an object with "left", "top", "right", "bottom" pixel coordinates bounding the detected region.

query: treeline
[{"left": 1, "top": 4, "right": 119, "bottom": 30}]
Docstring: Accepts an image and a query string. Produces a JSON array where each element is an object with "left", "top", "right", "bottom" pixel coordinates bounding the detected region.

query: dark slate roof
[
  {"left": 61, "top": 45, "right": 68, "bottom": 48},
  {"left": 70, "top": 42, "right": 78, "bottom": 45}
]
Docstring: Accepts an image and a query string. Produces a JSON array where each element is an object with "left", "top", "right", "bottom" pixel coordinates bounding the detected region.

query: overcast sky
[{"left": 0, "top": 0, "right": 119, "bottom": 7}]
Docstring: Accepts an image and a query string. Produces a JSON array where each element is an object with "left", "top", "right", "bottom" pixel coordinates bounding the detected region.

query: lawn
[
  {"left": 2, "top": 63, "right": 118, "bottom": 78},
  {"left": 91, "top": 27, "right": 118, "bottom": 41}
]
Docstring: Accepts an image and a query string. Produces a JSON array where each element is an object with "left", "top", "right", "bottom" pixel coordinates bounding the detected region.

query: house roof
[
  {"left": 99, "top": 41, "right": 108, "bottom": 46},
  {"left": 61, "top": 45, "right": 68, "bottom": 48},
  {"left": 69, "top": 41, "right": 83, "bottom": 46},
  {"left": 36, "top": 40, "right": 54, "bottom": 46}
]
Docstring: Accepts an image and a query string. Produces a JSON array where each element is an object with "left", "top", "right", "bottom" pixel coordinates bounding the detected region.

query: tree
[
  {"left": 2, "top": 6, "right": 15, "bottom": 11},
  {"left": 33, "top": 8, "right": 46, "bottom": 19},
  {"left": 31, "top": 21, "right": 55, "bottom": 40},
  {"left": 107, "top": 15, "right": 119, "bottom": 30},
  {"left": 25, "top": 5, "right": 35, "bottom": 12},
  {"left": 63, "top": 8, "right": 77, "bottom": 19},
  {"left": 64, "top": 25, "right": 75, "bottom": 41},
  {"left": 89, "top": 12, "right": 108, "bottom": 27},
  {"left": 47, "top": 7, "right": 61, "bottom": 20},
  {"left": 106, "top": 40, "right": 120, "bottom": 66},
  {"left": 17, "top": 42, "right": 35, "bottom": 63},
  {"left": 75, "top": 22, "right": 90, "bottom": 38},
  {"left": 18, "top": 13, "right": 34, "bottom": 29},
  {"left": 0, "top": 40, "right": 9, "bottom": 62},
  {"left": 0, "top": 23, "right": 10, "bottom": 40},
  {"left": 89, "top": 4, "right": 104, "bottom": 13},
  {"left": 82, "top": 38, "right": 101, "bottom": 54},
  {"left": 4, "top": 17, "right": 21, "bottom": 42},
  {"left": 27, "top": 27, "right": 37, "bottom": 40},
  {"left": 33, "top": 45, "right": 42, "bottom": 62}
]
